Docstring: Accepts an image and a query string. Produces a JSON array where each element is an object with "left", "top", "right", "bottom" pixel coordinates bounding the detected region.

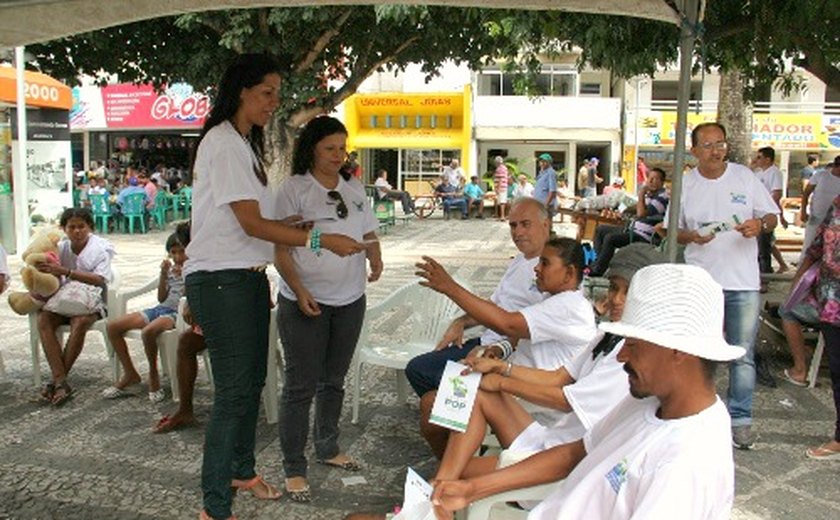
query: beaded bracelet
[
  {"left": 497, "top": 340, "right": 513, "bottom": 360},
  {"left": 310, "top": 228, "right": 322, "bottom": 256}
]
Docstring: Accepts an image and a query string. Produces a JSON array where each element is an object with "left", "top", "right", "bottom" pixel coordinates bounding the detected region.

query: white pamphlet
[
  {"left": 393, "top": 468, "right": 435, "bottom": 520},
  {"left": 429, "top": 360, "right": 482, "bottom": 433}
]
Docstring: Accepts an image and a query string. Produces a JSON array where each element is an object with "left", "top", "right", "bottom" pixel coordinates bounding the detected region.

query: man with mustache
[{"left": 431, "top": 264, "right": 743, "bottom": 520}]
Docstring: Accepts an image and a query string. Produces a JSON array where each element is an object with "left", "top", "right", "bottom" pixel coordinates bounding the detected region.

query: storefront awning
[{"left": 0, "top": 66, "right": 72, "bottom": 110}]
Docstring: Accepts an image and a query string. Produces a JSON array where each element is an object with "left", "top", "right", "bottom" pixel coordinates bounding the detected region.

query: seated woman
[
  {"left": 416, "top": 237, "right": 597, "bottom": 419},
  {"left": 589, "top": 167, "right": 669, "bottom": 276},
  {"left": 781, "top": 194, "right": 840, "bottom": 460},
  {"left": 37, "top": 207, "right": 115, "bottom": 406},
  {"left": 103, "top": 230, "right": 186, "bottom": 401}
]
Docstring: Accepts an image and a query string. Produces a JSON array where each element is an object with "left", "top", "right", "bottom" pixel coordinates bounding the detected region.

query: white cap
[{"left": 599, "top": 264, "right": 745, "bottom": 361}]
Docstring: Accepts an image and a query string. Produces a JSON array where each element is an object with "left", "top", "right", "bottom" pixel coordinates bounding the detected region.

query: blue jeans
[
  {"left": 442, "top": 197, "right": 467, "bottom": 216},
  {"left": 724, "top": 290, "right": 761, "bottom": 426},
  {"left": 404, "top": 338, "right": 481, "bottom": 397},
  {"left": 186, "top": 270, "right": 269, "bottom": 520},
  {"left": 278, "top": 294, "right": 366, "bottom": 478}
]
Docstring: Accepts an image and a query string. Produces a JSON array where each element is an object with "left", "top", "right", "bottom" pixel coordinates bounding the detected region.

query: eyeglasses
[
  {"left": 697, "top": 141, "right": 728, "bottom": 151},
  {"left": 327, "top": 190, "right": 348, "bottom": 219}
]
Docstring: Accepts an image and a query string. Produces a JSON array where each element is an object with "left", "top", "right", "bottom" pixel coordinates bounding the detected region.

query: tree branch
[{"left": 295, "top": 8, "right": 354, "bottom": 73}]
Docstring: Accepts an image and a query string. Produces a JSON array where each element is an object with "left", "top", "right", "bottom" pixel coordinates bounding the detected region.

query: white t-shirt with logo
[
  {"left": 808, "top": 169, "right": 840, "bottom": 225},
  {"left": 529, "top": 396, "right": 734, "bottom": 520},
  {"left": 515, "top": 289, "right": 596, "bottom": 370},
  {"left": 374, "top": 177, "right": 392, "bottom": 199},
  {"left": 185, "top": 121, "right": 276, "bottom": 275},
  {"left": 480, "top": 254, "right": 546, "bottom": 346},
  {"left": 275, "top": 173, "right": 379, "bottom": 306},
  {"left": 508, "top": 332, "right": 628, "bottom": 451},
  {"left": 666, "top": 163, "right": 778, "bottom": 290},
  {"left": 756, "top": 164, "right": 783, "bottom": 193}
]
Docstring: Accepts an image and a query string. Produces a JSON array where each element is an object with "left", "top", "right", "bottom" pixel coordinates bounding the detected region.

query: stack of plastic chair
[
  {"left": 178, "top": 187, "right": 193, "bottom": 219},
  {"left": 121, "top": 192, "right": 147, "bottom": 234},
  {"left": 150, "top": 191, "right": 172, "bottom": 230},
  {"left": 88, "top": 193, "right": 112, "bottom": 234}
]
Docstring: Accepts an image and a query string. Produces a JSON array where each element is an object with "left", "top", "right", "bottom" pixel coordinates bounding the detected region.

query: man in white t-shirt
[
  {"left": 441, "top": 159, "right": 465, "bottom": 189},
  {"left": 753, "top": 146, "right": 787, "bottom": 274},
  {"left": 431, "top": 264, "right": 743, "bottom": 520},
  {"left": 800, "top": 156, "right": 840, "bottom": 258},
  {"left": 373, "top": 168, "right": 414, "bottom": 215},
  {"left": 665, "top": 122, "right": 778, "bottom": 450},
  {"left": 406, "top": 198, "right": 551, "bottom": 458}
]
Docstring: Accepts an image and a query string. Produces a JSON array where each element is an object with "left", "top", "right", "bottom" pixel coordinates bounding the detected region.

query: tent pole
[{"left": 13, "top": 46, "right": 29, "bottom": 254}]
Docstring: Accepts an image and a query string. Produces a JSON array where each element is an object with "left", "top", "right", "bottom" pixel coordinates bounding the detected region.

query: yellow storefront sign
[{"left": 640, "top": 111, "right": 838, "bottom": 150}]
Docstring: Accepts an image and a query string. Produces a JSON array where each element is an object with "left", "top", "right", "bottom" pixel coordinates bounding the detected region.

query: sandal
[
  {"left": 285, "top": 478, "right": 311, "bottom": 503},
  {"left": 317, "top": 455, "right": 361, "bottom": 472},
  {"left": 231, "top": 475, "right": 281, "bottom": 500},
  {"left": 102, "top": 384, "right": 139, "bottom": 399},
  {"left": 805, "top": 443, "right": 840, "bottom": 460},
  {"left": 148, "top": 388, "right": 166, "bottom": 403},
  {"left": 51, "top": 381, "right": 73, "bottom": 407},
  {"left": 39, "top": 382, "right": 55, "bottom": 404},
  {"left": 152, "top": 414, "right": 197, "bottom": 434}
]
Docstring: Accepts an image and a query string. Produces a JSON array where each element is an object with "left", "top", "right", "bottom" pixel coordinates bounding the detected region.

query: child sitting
[{"left": 103, "top": 231, "right": 186, "bottom": 402}]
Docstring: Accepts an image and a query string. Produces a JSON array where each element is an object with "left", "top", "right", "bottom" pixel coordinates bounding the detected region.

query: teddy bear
[{"left": 7, "top": 229, "right": 64, "bottom": 315}]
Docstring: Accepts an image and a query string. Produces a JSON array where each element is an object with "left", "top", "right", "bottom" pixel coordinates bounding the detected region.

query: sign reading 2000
[{"left": 25, "top": 82, "right": 60, "bottom": 103}]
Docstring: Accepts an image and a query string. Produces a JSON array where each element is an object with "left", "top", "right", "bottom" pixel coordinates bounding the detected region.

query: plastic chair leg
[
  {"left": 352, "top": 357, "right": 362, "bottom": 424},
  {"left": 29, "top": 313, "right": 41, "bottom": 388},
  {"left": 808, "top": 333, "right": 825, "bottom": 388}
]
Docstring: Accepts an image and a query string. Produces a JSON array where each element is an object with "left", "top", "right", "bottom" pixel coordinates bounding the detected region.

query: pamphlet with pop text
[{"left": 429, "top": 360, "right": 482, "bottom": 433}]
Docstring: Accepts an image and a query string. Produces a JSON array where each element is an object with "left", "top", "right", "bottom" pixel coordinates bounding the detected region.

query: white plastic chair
[
  {"left": 807, "top": 332, "right": 825, "bottom": 389},
  {"left": 455, "top": 482, "right": 561, "bottom": 520},
  {"left": 28, "top": 266, "right": 122, "bottom": 388},
  {"left": 351, "top": 279, "right": 469, "bottom": 424}
]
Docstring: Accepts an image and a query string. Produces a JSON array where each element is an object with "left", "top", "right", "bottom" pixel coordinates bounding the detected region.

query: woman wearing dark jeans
[
  {"left": 275, "top": 116, "right": 383, "bottom": 502},
  {"left": 185, "top": 55, "right": 362, "bottom": 520}
]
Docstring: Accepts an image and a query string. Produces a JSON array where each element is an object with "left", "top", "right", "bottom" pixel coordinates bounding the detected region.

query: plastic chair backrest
[
  {"left": 179, "top": 187, "right": 192, "bottom": 204},
  {"left": 122, "top": 192, "right": 146, "bottom": 216},
  {"left": 89, "top": 193, "right": 110, "bottom": 215}
]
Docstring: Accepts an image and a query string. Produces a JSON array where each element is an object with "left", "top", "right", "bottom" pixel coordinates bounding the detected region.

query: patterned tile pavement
[{"left": 0, "top": 215, "right": 837, "bottom": 519}]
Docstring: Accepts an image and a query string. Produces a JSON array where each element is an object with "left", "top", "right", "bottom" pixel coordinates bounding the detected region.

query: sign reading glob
[{"left": 71, "top": 82, "right": 210, "bottom": 130}]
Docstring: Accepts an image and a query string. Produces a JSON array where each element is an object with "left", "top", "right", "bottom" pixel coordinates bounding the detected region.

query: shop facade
[{"left": 0, "top": 66, "right": 73, "bottom": 252}]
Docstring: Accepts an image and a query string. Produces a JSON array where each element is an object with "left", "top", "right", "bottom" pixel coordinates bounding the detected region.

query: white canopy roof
[{"left": 0, "top": 0, "right": 680, "bottom": 47}]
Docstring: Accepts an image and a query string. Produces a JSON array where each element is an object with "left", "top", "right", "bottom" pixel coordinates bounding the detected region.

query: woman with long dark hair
[
  {"left": 185, "top": 55, "right": 362, "bottom": 520},
  {"left": 275, "top": 116, "right": 382, "bottom": 502}
]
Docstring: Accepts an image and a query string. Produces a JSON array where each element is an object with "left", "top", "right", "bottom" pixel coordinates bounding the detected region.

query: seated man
[
  {"left": 589, "top": 167, "right": 669, "bottom": 276},
  {"left": 431, "top": 245, "right": 665, "bottom": 493},
  {"left": 462, "top": 176, "right": 487, "bottom": 219},
  {"left": 435, "top": 176, "right": 467, "bottom": 220},
  {"left": 432, "top": 264, "right": 742, "bottom": 519},
  {"left": 374, "top": 168, "right": 414, "bottom": 215},
  {"left": 116, "top": 176, "right": 148, "bottom": 207},
  {"left": 405, "top": 198, "right": 551, "bottom": 458}
]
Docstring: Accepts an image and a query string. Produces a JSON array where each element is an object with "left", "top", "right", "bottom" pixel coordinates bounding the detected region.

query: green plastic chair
[
  {"left": 121, "top": 192, "right": 147, "bottom": 234},
  {"left": 151, "top": 191, "right": 173, "bottom": 230},
  {"left": 88, "top": 194, "right": 112, "bottom": 233},
  {"left": 178, "top": 187, "right": 193, "bottom": 218}
]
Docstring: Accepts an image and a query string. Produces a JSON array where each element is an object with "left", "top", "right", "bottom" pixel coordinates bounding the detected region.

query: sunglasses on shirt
[{"left": 327, "top": 190, "right": 348, "bottom": 219}]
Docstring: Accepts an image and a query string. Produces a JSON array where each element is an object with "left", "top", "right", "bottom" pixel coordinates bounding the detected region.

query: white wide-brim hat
[{"left": 599, "top": 264, "right": 745, "bottom": 362}]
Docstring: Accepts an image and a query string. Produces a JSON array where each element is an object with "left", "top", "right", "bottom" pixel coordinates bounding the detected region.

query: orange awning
[{"left": 0, "top": 66, "right": 72, "bottom": 110}]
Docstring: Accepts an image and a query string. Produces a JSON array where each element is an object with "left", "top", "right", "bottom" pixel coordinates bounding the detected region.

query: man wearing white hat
[{"left": 431, "top": 263, "right": 742, "bottom": 520}]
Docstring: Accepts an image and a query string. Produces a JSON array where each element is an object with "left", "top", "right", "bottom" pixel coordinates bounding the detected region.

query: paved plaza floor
[{"left": 0, "top": 215, "right": 837, "bottom": 519}]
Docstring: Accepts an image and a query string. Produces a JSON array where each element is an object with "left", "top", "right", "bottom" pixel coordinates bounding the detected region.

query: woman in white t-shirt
[
  {"left": 184, "top": 56, "right": 363, "bottom": 520},
  {"left": 275, "top": 116, "right": 382, "bottom": 502},
  {"left": 417, "top": 236, "right": 595, "bottom": 373}
]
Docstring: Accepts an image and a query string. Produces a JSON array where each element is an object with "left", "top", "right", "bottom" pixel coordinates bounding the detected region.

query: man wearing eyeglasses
[{"left": 664, "top": 122, "right": 779, "bottom": 451}]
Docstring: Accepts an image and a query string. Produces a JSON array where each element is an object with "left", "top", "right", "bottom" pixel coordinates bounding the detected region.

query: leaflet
[{"left": 429, "top": 360, "right": 482, "bottom": 433}]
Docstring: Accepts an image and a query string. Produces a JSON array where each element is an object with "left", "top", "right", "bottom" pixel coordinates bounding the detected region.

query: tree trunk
[
  {"left": 716, "top": 68, "right": 753, "bottom": 166},
  {"left": 265, "top": 116, "right": 297, "bottom": 185}
]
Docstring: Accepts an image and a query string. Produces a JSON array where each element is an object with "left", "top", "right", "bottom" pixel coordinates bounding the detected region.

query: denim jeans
[
  {"left": 820, "top": 324, "right": 840, "bottom": 442},
  {"left": 724, "top": 290, "right": 761, "bottom": 426},
  {"left": 186, "top": 270, "right": 270, "bottom": 520},
  {"left": 404, "top": 338, "right": 481, "bottom": 397},
  {"left": 442, "top": 197, "right": 467, "bottom": 217},
  {"left": 278, "top": 294, "right": 366, "bottom": 478}
]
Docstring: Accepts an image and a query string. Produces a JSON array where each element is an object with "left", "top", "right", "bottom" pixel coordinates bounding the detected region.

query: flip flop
[
  {"left": 152, "top": 414, "right": 197, "bottom": 434},
  {"left": 806, "top": 444, "right": 840, "bottom": 460},
  {"left": 51, "top": 381, "right": 73, "bottom": 407},
  {"left": 102, "top": 384, "right": 140, "bottom": 399},
  {"left": 148, "top": 388, "right": 166, "bottom": 403},
  {"left": 231, "top": 475, "right": 281, "bottom": 500},
  {"left": 38, "top": 382, "right": 55, "bottom": 404},
  {"left": 284, "top": 479, "right": 311, "bottom": 503},
  {"left": 781, "top": 369, "right": 808, "bottom": 387}
]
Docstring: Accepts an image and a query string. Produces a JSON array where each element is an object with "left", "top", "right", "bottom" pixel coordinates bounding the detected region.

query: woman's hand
[
  {"left": 431, "top": 480, "right": 474, "bottom": 518},
  {"left": 415, "top": 256, "right": 458, "bottom": 294},
  {"left": 295, "top": 288, "right": 321, "bottom": 317},
  {"left": 280, "top": 214, "right": 308, "bottom": 228},
  {"left": 36, "top": 261, "right": 66, "bottom": 277},
  {"left": 462, "top": 356, "right": 504, "bottom": 375},
  {"left": 321, "top": 233, "right": 365, "bottom": 257},
  {"left": 435, "top": 318, "right": 466, "bottom": 350}
]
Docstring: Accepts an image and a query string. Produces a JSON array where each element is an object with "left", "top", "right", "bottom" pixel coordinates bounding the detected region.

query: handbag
[
  {"left": 782, "top": 262, "right": 820, "bottom": 314},
  {"left": 43, "top": 280, "right": 104, "bottom": 316}
]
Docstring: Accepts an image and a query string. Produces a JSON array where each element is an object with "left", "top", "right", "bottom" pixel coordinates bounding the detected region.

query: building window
[
  {"left": 580, "top": 82, "right": 602, "bottom": 96},
  {"left": 477, "top": 64, "right": 579, "bottom": 97},
  {"left": 401, "top": 149, "right": 460, "bottom": 181}
]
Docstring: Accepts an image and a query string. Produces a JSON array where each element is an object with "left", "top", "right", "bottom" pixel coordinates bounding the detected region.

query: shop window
[{"left": 580, "top": 82, "right": 602, "bottom": 96}]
